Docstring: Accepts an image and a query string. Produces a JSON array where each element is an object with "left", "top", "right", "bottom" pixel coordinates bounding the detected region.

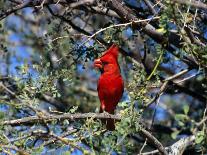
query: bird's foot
[{"left": 102, "top": 110, "right": 111, "bottom": 117}]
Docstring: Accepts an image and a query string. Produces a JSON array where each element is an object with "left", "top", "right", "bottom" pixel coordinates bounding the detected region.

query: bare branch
[
  {"left": 90, "top": 6, "right": 120, "bottom": 18},
  {"left": 143, "top": 0, "right": 157, "bottom": 14},
  {"left": 78, "top": 16, "right": 160, "bottom": 48},
  {"left": 69, "top": 0, "right": 95, "bottom": 8},
  {"left": 0, "top": 1, "right": 31, "bottom": 21},
  {"left": 168, "top": 135, "right": 195, "bottom": 155},
  {"left": 106, "top": 0, "right": 201, "bottom": 69},
  {"left": 141, "top": 135, "right": 195, "bottom": 155},
  {"left": 0, "top": 0, "right": 94, "bottom": 21},
  {"left": 145, "top": 69, "right": 189, "bottom": 107},
  {"left": 0, "top": 145, "right": 30, "bottom": 155},
  {"left": 140, "top": 129, "right": 168, "bottom": 155},
  {"left": 171, "top": 0, "right": 207, "bottom": 11},
  {"left": 2, "top": 113, "right": 121, "bottom": 126}
]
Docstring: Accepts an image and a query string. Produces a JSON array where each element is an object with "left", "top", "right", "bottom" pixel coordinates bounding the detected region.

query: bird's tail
[
  {"left": 100, "top": 108, "right": 115, "bottom": 131},
  {"left": 105, "top": 118, "right": 115, "bottom": 131}
]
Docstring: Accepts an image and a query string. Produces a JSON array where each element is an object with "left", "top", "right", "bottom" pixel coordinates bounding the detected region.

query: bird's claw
[{"left": 103, "top": 111, "right": 111, "bottom": 116}]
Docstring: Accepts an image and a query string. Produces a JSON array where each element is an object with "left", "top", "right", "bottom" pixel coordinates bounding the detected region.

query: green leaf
[
  {"left": 63, "top": 119, "right": 69, "bottom": 126},
  {"left": 0, "top": 111, "right": 4, "bottom": 119},
  {"left": 46, "top": 62, "right": 50, "bottom": 67},
  {"left": 171, "top": 130, "right": 180, "bottom": 139},
  {"left": 31, "top": 145, "right": 44, "bottom": 155},
  {"left": 118, "top": 101, "right": 128, "bottom": 108},
  {"left": 157, "top": 28, "right": 166, "bottom": 33},
  {"left": 63, "top": 78, "right": 67, "bottom": 81},
  {"left": 195, "top": 131, "right": 205, "bottom": 144},
  {"left": 178, "top": 121, "right": 185, "bottom": 127},
  {"left": 195, "top": 136, "right": 204, "bottom": 144},
  {"left": 175, "top": 114, "right": 188, "bottom": 121},
  {"left": 69, "top": 106, "right": 78, "bottom": 113},
  {"left": 57, "top": 93, "right": 61, "bottom": 98},
  {"left": 183, "top": 104, "right": 189, "bottom": 115}
]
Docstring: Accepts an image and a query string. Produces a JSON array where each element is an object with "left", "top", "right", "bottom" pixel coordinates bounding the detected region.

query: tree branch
[
  {"left": 142, "top": 135, "right": 195, "bottom": 155},
  {"left": 140, "top": 129, "right": 168, "bottom": 155},
  {"left": 143, "top": 0, "right": 157, "bottom": 15},
  {"left": 2, "top": 113, "right": 121, "bottom": 126},
  {"left": 106, "top": 0, "right": 201, "bottom": 69},
  {"left": 171, "top": 0, "right": 207, "bottom": 10},
  {"left": 0, "top": 1, "right": 31, "bottom": 21},
  {"left": 2, "top": 111, "right": 169, "bottom": 155},
  {"left": 0, "top": 0, "right": 93, "bottom": 21}
]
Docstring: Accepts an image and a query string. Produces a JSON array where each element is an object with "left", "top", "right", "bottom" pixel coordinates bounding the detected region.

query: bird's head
[
  {"left": 94, "top": 58, "right": 103, "bottom": 71},
  {"left": 94, "top": 44, "right": 120, "bottom": 74}
]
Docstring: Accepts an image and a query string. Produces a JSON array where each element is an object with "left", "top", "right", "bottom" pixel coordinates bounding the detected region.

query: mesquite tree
[{"left": 0, "top": 0, "right": 207, "bottom": 154}]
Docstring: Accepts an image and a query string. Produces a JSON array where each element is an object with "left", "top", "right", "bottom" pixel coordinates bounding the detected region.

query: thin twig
[
  {"left": 0, "top": 82, "right": 16, "bottom": 96},
  {"left": 171, "top": 0, "right": 207, "bottom": 10},
  {"left": 51, "top": 34, "right": 89, "bottom": 42},
  {"left": 139, "top": 139, "right": 148, "bottom": 154},
  {"left": 145, "top": 69, "right": 189, "bottom": 107},
  {"left": 143, "top": 0, "right": 157, "bottom": 14},
  {"left": 0, "top": 1, "right": 31, "bottom": 21},
  {"left": 175, "top": 71, "right": 199, "bottom": 84},
  {"left": 140, "top": 128, "right": 168, "bottom": 155},
  {"left": 164, "top": 69, "right": 189, "bottom": 81},
  {"left": 78, "top": 17, "right": 160, "bottom": 48},
  {"left": 36, "top": 0, "right": 46, "bottom": 9},
  {"left": 43, "top": 129, "right": 77, "bottom": 146}
]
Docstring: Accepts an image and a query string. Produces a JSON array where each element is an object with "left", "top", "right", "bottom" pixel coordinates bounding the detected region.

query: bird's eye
[{"left": 102, "top": 61, "right": 108, "bottom": 65}]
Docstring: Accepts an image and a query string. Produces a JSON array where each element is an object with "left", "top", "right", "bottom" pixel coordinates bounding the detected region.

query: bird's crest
[{"left": 101, "top": 44, "right": 119, "bottom": 59}]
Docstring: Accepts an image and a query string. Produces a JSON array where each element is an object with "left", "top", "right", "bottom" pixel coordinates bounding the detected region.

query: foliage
[{"left": 0, "top": 0, "right": 207, "bottom": 154}]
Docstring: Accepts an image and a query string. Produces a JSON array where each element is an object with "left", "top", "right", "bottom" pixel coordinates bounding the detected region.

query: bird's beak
[{"left": 94, "top": 59, "right": 103, "bottom": 70}]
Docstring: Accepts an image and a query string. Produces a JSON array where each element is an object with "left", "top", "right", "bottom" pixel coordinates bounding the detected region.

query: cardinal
[{"left": 94, "top": 44, "right": 124, "bottom": 130}]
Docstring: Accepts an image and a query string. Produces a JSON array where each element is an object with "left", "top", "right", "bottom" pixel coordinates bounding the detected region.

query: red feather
[{"left": 94, "top": 44, "right": 124, "bottom": 130}]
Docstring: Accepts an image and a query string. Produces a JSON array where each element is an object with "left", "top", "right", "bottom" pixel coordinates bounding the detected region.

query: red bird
[{"left": 94, "top": 44, "right": 124, "bottom": 130}]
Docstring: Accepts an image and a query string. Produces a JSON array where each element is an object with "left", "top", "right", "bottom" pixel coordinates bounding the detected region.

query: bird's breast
[
  {"left": 98, "top": 74, "right": 123, "bottom": 90},
  {"left": 97, "top": 73, "right": 124, "bottom": 112}
]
